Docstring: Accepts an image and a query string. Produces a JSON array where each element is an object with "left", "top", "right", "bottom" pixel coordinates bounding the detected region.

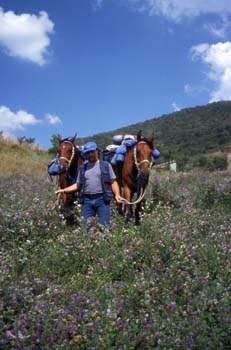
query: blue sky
[{"left": 0, "top": 0, "right": 231, "bottom": 149}]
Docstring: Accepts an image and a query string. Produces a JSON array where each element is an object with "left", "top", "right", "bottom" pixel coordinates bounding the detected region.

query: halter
[
  {"left": 59, "top": 141, "right": 75, "bottom": 168},
  {"left": 133, "top": 141, "right": 153, "bottom": 171}
]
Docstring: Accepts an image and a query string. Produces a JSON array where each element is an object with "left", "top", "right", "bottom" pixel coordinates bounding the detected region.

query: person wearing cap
[{"left": 55, "top": 141, "right": 121, "bottom": 229}]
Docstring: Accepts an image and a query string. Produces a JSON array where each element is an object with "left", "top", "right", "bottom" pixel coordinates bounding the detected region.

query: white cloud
[
  {"left": 172, "top": 102, "right": 182, "bottom": 111},
  {"left": 127, "top": 0, "right": 231, "bottom": 21},
  {"left": 96, "top": 0, "right": 104, "bottom": 8},
  {"left": 92, "top": 0, "right": 104, "bottom": 11},
  {"left": 45, "top": 113, "right": 62, "bottom": 125},
  {"left": 190, "top": 41, "right": 231, "bottom": 102},
  {"left": 0, "top": 105, "right": 41, "bottom": 133},
  {"left": 0, "top": 7, "right": 54, "bottom": 65},
  {"left": 184, "top": 82, "right": 208, "bottom": 96},
  {"left": 184, "top": 83, "right": 193, "bottom": 94},
  {"left": 204, "top": 15, "right": 231, "bottom": 39}
]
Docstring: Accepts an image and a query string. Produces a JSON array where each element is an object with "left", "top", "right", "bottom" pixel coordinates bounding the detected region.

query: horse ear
[
  {"left": 70, "top": 133, "right": 77, "bottom": 143},
  {"left": 137, "top": 130, "right": 142, "bottom": 141},
  {"left": 149, "top": 133, "right": 154, "bottom": 145},
  {"left": 57, "top": 134, "right": 62, "bottom": 142}
]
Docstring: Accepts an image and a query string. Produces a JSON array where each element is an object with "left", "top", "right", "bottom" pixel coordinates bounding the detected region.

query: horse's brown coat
[
  {"left": 113, "top": 131, "right": 154, "bottom": 224},
  {"left": 57, "top": 134, "right": 83, "bottom": 208}
]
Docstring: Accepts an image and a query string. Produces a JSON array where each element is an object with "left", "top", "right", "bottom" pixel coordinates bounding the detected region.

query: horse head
[
  {"left": 57, "top": 133, "right": 77, "bottom": 173},
  {"left": 134, "top": 131, "right": 154, "bottom": 186}
]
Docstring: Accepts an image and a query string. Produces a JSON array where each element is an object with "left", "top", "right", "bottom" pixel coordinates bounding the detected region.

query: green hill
[{"left": 77, "top": 101, "right": 231, "bottom": 170}]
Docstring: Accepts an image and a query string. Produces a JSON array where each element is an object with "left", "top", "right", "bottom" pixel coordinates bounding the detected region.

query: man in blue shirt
[{"left": 56, "top": 141, "right": 120, "bottom": 228}]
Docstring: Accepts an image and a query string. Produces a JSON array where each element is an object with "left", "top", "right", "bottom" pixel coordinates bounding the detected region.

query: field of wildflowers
[{"left": 1, "top": 169, "right": 231, "bottom": 349}]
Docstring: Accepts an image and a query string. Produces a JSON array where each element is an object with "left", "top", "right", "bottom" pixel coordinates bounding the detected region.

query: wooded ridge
[{"left": 77, "top": 101, "right": 231, "bottom": 170}]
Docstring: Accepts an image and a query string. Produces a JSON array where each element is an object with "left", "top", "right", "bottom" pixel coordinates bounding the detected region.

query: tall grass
[
  {"left": 1, "top": 140, "right": 231, "bottom": 349},
  {"left": 0, "top": 137, "right": 51, "bottom": 176}
]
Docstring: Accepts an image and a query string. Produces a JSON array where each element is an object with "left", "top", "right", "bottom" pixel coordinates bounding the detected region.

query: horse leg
[
  {"left": 135, "top": 201, "right": 142, "bottom": 225},
  {"left": 124, "top": 186, "right": 133, "bottom": 223},
  {"left": 58, "top": 190, "right": 74, "bottom": 223},
  {"left": 135, "top": 186, "right": 146, "bottom": 225},
  {"left": 117, "top": 202, "right": 124, "bottom": 215}
]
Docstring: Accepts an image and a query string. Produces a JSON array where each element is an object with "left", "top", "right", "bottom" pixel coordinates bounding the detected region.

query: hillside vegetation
[
  {"left": 0, "top": 136, "right": 50, "bottom": 177},
  {"left": 77, "top": 101, "right": 231, "bottom": 170},
  {"left": 1, "top": 136, "right": 231, "bottom": 349}
]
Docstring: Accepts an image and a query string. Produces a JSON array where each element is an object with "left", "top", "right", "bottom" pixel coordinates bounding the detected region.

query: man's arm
[
  {"left": 55, "top": 182, "right": 80, "bottom": 194},
  {"left": 111, "top": 180, "right": 121, "bottom": 202}
]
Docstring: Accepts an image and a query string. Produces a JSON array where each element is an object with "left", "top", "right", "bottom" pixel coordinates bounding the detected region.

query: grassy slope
[
  {"left": 0, "top": 138, "right": 51, "bottom": 177},
  {"left": 1, "top": 139, "right": 231, "bottom": 349}
]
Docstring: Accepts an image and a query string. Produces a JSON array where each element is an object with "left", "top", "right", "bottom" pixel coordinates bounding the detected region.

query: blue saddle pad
[
  {"left": 48, "top": 154, "right": 60, "bottom": 175},
  {"left": 102, "top": 150, "right": 115, "bottom": 163}
]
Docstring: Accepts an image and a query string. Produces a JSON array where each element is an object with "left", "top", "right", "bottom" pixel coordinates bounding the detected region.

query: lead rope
[
  {"left": 53, "top": 178, "right": 62, "bottom": 211},
  {"left": 117, "top": 187, "right": 147, "bottom": 205},
  {"left": 51, "top": 191, "right": 61, "bottom": 211}
]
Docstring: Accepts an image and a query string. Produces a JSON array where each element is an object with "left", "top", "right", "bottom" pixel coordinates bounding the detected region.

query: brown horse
[
  {"left": 57, "top": 134, "right": 83, "bottom": 211},
  {"left": 113, "top": 131, "right": 154, "bottom": 224}
]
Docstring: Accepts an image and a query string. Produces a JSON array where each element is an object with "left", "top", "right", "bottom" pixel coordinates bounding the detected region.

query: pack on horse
[
  {"left": 56, "top": 134, "right": 83, "bottom": 213},
  {"left": 113, "top": 131, "right": 154, "bottom": 224}
]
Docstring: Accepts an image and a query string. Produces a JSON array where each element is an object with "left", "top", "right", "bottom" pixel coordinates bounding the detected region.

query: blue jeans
[{"left": 82, "top": 194, "right": 111, "bottom": 228}]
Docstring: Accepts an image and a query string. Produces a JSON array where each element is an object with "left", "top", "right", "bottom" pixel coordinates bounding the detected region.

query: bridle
[
  {"left": 133, "top": 141, "right": 153, "bottom": 171},
  {"left": 59, "top": 140, "right": 76, "bottom": 169}
]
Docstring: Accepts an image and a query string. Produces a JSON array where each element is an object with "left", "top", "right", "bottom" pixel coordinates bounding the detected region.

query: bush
[{"left": 191, "top": 153, "right": 227, "bottom": 171}]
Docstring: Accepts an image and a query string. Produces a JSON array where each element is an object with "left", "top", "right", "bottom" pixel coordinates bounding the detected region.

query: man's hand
[
  {"left": 55, "top": 183, "right": 78, "bottom": 195},
  {"left": 115, "top": 194, "right": 123, "bottom": 203},
  {"left": 55, "top": 189, "right": 65, "bottom": 194}
]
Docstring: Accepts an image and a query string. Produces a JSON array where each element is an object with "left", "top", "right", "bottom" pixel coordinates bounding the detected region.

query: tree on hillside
[
  {"left": 158, "top": 144, "right": 175, "bottom": 163},
  {"left": 17, "top": 136, "right": 35, "bottom": 145},
  {"left": 49, "top": 134, "right": 59, "bottom": 153}
]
